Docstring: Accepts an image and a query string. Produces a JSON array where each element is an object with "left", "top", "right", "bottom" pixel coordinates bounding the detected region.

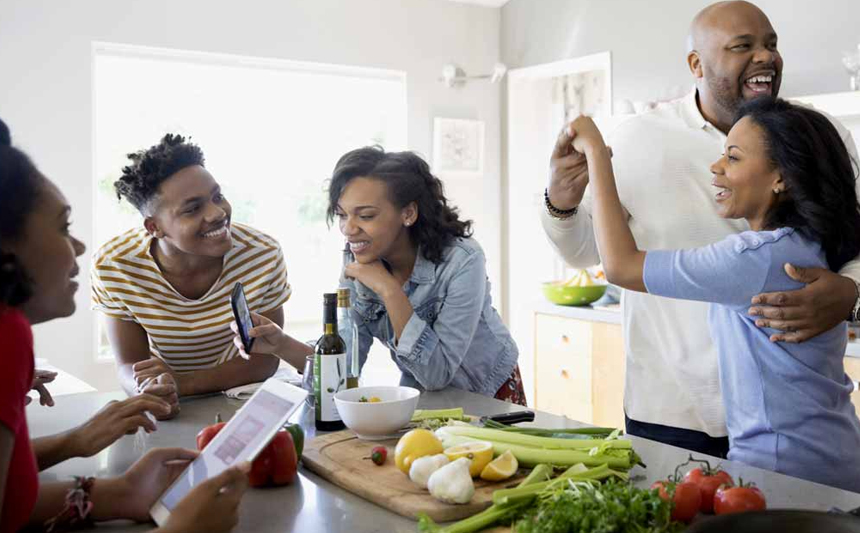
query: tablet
[{"left": 150, "top": 379, "right": 308, "bottom": 526}]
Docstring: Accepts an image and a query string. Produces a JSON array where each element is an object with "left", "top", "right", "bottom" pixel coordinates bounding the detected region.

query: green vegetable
[
  {"left": 284, "top": 424, "right": 304, "bottom": 460},
  {"left": 435, "top": 427, "right": 638, "bottom": 470},
  {"left": 411, "top": 408, "right": 466, "bottom": 422},
  {"left": 492, "top": 463, "right": 625, "bottom": 506},
  {"left": 417, "top": 464, "right": 554, "bottom": 533},
  {"left": 514, "top": 478, "right": 682, "bottom": 533},
  {"left": 438, "top": 425, "right": 632, "bottom": 451}
]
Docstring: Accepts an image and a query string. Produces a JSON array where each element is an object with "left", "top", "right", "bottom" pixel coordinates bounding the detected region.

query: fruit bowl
[
  {"left": 542, "top": 282, "right": 607, "bottom": 306},
  {"left": 334, "top": 386, "right": 420, "bottom": 440}
]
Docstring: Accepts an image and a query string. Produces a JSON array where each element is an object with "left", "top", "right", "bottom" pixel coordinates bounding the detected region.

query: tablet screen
[{"left": 159, "top": 389, "right": 295, "bottom": 510}]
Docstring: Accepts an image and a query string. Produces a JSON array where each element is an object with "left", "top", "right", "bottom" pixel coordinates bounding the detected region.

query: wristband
[{"left": 544, "top": 188, "right": 578, "bottom": 220}]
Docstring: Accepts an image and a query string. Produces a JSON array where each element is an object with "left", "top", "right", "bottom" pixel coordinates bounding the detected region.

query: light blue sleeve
[
  {"left": 394, "top": 251, "right": 486, "bottom": 391},
  {"left": 643, "top": 234, "right": 772, "bottom": 308}
]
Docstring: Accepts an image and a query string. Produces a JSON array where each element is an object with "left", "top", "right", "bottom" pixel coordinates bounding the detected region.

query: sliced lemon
[
  {"left": 368, "top": 396, "right": 382, "bottom": 403},
  {"left": 479, "top": 449, "right": 518, "bottom": 481},
  {"left": 443, "top": 441, "right": 494, "bottom": 477}
]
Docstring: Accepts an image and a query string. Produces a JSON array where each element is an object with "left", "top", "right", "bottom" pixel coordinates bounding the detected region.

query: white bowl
[{"left": 334, "top": 386, "right": 420, "bottom": 440}]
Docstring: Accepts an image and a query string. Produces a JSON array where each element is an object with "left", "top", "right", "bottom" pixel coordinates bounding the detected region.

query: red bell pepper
[{"left": 196, "top": 413, "right": 298, "bottom": 487}]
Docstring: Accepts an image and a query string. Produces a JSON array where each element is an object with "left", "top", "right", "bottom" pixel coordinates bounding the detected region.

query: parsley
[{"left": 514, "top": 479, "right": 683, "bottom": 533}]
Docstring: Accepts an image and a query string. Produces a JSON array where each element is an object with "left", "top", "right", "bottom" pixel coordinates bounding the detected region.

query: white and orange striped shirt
[{"left": 91, "top": 222, "right": 290, "bottom": 371}]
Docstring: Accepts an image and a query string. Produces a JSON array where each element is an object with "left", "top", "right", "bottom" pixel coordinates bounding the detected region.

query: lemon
[
  {"left": 479, "top": 450, "right": 518, "bottom": 481},
  {"left": 368, "top": 396, "right": 382, "bottom": 403},
  {"left": 443, "top": 441, "right": 494, "bottom": 478},
  {"left": 395, "top": 429, "right": 444, "bottom": 474}
]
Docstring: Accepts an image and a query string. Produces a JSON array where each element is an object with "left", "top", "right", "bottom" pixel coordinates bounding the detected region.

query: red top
[{"left": 0, "top": 307, "right": 38, "bottom": 533}]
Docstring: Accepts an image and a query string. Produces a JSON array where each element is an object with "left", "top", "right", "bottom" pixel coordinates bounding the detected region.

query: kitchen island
[{"left": 27, "top": 388, "right": 860, "bottom": 532}]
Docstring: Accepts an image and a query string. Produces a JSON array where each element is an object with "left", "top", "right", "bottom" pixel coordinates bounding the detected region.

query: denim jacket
[{"left": 346, "top": 237, "right": 519, "bottom": 397}]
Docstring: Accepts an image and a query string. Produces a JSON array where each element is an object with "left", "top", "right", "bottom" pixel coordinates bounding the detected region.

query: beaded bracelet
[
  {"left": 44, "top": 476, "right": 95, "bottom": 532},
  {"left": 544, "top": 188, "right": 578, "bottom": 220}
]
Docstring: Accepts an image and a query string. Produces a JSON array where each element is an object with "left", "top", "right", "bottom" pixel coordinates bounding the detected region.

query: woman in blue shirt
[
  {"left": 239, "top": 147, "right": 524, "bottom": 404},
  {"left": 569, "top": 97, "right": 860, "bottom": 491}
]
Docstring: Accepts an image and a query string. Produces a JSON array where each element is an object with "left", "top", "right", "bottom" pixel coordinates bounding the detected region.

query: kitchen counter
[
  {"left": 534, "top": 300, "right": 621, "bottom": 324},
  {"left": 27, "top": 389, "right": 860, "bottom": 532}
]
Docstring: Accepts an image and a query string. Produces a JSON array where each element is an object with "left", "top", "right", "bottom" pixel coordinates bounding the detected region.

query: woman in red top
[{"left": 0, "top": 118, "right": 247, "bottom": 533}]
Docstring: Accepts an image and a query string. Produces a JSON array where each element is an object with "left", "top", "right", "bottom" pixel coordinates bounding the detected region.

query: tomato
[
  {"left": 714, "top": 485, "right": 767, "bottom": 515},
  {"left": 684, "top": 467, "right": 734, "bottom": 513},
  {"left": 651, "top": 480, "right": 702, "bottom": 523}
]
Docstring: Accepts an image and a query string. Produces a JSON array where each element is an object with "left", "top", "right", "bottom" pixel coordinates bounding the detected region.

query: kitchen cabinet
[{"left": 533, "top": 311, "right": 625, "bottom": 429}]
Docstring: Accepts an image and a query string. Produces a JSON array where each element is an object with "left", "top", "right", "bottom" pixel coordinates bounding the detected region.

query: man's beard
[{"left": 705, "top": 71, "right": 744, "bottom": 118}]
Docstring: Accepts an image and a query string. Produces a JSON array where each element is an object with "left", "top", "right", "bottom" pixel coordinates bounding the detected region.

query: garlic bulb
[
  {"left": 427, "top": 457, "right": 474, "bottom": 504},
  {"left": 409, "top": 454, "right": 450, "bottom": 489}
]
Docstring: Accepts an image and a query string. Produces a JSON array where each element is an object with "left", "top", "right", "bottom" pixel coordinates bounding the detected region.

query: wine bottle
[
  {"left": 314, "top": 293, "right": 346, "bottom": 431},
  {"left": 337, "top": 288, "right": 360, "bottom": 389}
]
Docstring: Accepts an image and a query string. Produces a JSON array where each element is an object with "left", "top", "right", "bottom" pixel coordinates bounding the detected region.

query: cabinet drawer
[{"left": 534, "top": 314, "right": 593, "bottom": 422}]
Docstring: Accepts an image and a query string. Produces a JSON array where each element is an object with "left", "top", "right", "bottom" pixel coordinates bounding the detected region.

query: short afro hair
[{"left": 114, "top": 133, "right": 205, "bottom": 213}]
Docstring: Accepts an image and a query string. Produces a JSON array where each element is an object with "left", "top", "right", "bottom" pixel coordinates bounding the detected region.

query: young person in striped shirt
[{"left": 92, "top": 134, "right": 312, "bottom": 418}]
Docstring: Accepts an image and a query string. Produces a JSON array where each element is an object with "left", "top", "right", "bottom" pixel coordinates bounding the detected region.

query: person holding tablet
[{"left": 0, "top": 117, "right": 248, "bottom": 533}]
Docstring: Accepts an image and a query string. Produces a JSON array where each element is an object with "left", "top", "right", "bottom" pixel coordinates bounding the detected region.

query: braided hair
[{"left": 114, "top": 133, "right": 205, "bottom": 214}]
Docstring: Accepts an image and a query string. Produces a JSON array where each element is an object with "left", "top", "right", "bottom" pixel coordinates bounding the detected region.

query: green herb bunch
[{"left": 514, "top": 479, "right": 683, "bottom": 533}]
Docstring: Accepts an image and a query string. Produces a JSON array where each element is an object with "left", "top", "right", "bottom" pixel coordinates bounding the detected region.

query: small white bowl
[{"left": 334, "top": 386, "right": 420, "bottom": 440}]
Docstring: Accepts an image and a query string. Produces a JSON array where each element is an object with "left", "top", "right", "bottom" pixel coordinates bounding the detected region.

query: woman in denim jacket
[
  {"left": 331, "top": 146, "right": 524, "bottom": 404},
  {"left": 236, "top": 147, "right": 524, "bottom": 403}
]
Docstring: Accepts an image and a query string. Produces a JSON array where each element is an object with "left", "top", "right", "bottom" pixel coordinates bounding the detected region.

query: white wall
[
  {"left": 501, "top": 0, "right": 860, "bottom": 104},
  {"left": 0, "top": 0, "right": 503, "bottom": 390}
]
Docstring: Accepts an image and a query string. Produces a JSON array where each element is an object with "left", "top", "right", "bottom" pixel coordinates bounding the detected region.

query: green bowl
[{"left": 542, "top": 283, "right": 607, "bottom": 306}]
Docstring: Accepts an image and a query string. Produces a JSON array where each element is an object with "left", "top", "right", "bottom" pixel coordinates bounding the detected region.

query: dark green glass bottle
[{"left": 314, "top": 293, "right": 347, "bottom": 431}]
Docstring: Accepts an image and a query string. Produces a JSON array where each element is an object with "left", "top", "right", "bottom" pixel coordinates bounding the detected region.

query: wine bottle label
[{"left": 314, "top": 351, "right": 346, "bottom": 422}]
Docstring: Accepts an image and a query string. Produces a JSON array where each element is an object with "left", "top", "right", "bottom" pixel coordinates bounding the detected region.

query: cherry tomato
[
  {"left": 370, "top": 446, "right": 387, "bottom": 466},
  {"left": 684, "top": 466, "right": 734, "bottom": 513},
  {"left": 714, "top": 485, "right": 767, "bottom": 515},
  {"left": 651, "top": 480, "right": 702, "bottom": 523}
]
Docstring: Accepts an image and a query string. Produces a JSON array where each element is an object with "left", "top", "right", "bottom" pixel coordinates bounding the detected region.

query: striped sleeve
[
  {"left": 91, "top": 256, "right": 135, "bottom": 320},
  {"left": 257, "top": 245, "right": 291, "bottom": 314}
]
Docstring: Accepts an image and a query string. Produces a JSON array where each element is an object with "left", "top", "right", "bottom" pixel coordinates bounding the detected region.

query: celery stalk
[
  {"left": 412, "top": 408, "right": 466, "bottom": 422},
  {"left": 492, "top": 463, "right": 624, "bottom": 507},
  {"left": 488, "top": 440, "right": 634, "bottom": 469},
  {"left": 438, "top": 425, "right": 632, "bottom": 450}
]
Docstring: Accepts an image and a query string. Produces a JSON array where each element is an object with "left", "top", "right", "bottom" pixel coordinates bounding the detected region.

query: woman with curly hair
[
  {"left": 0, "top": 117, "right": 248, "bottom": 533},
  {"left": 570, "top": 97, "right": 860, "bottom": 490},
  {"left": 238, "top": 147, "right": 525, "bottom": 404},
  {"left": 91, "top": 134, "right": 312, "bottom": 418}
]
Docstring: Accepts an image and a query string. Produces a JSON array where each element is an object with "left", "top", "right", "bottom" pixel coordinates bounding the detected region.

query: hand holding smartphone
[{"left": 231, "top": 282, "right": 255, "bottom": 354}]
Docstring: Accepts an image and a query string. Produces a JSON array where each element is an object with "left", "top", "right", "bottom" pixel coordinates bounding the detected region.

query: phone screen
[
  {"left": 158, "top": 389, "right": 294, "bottom": 511},
  {"left": 232, "top": 283, "right": 254, "bottom": 353}
]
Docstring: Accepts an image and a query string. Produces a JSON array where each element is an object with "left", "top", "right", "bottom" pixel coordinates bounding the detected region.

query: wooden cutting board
[{"left": 302, "top": 429, "right": 525, "bottom": 523}]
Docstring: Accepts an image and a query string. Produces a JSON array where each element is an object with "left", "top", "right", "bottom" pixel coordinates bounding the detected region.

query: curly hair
[
  {"left": 0, "top": 117, "right": 43, "bottom": 306},
  {"left": 736, "top": 97, "right": 860, "bottom": 270},
  {"left": 326, "top": 146, "right": 472, "bottom": 264},
  {"left": 114, "top": 133, "right": 205, "bottom": 213}
]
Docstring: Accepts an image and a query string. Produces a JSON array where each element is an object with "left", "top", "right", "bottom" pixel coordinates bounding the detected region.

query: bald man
[{"left": 541, "top": 1, "right": 860, "bottom": 457}]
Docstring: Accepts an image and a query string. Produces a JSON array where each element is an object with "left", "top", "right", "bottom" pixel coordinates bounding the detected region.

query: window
[{"left": 93, "top": 43, "right": 406, "bottom": 384}]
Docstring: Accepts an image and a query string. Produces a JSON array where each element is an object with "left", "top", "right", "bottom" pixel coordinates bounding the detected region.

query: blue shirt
[
  {"left": 346, "top": 237, "right": 519, "bottom": 396},
  {"left": 644, "top": 227, "right": 860, "bottom": 492}
]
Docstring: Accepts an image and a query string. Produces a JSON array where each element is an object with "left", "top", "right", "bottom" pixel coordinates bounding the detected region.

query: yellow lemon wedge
[
  {"left": 368, "top": 397, "right": 382, "bottom": 403},
  {"left": 395, "top": 429, "right": 444, "bottom": 474},
  {"left": 443, "top": 441, "right": 494, "bottom": 478},
  {"left": 479, "top": 449, "right": 518, "bottom": 481}
]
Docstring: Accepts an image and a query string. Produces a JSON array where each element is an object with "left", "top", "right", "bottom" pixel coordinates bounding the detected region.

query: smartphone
[
  {"left": 150, "top": 379, "right": 308, "bottom": 526},
  {"left": 231, "top": 282, "right": 254, "bottom": 353}
]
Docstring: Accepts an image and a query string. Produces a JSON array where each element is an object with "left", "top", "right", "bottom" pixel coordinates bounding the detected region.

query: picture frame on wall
[{"left": 432, "top": 117, "right": 485, "bottom": 178}]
